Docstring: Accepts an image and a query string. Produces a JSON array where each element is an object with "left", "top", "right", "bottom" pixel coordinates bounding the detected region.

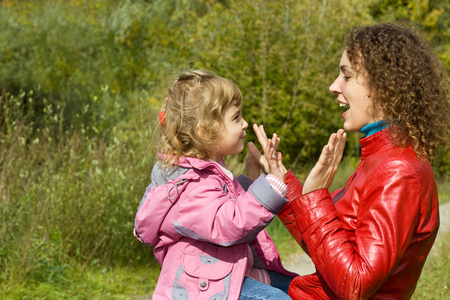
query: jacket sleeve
[
  {"left": 236, "top": 174, "right": 254, "bottom": 191},
  {"left": 277, "top": 170, "right": 308, "bottom": 252},
  {"left": 172, "top": 174, "right": 288, "bottom": 247},
  {"left": 290, "top": 159, "right": 422, "bottom": 299}
]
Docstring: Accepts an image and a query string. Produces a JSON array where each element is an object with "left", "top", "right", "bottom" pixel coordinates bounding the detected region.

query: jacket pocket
[{"left": 172, "top": 253, "right": 233, "bottom": 299}]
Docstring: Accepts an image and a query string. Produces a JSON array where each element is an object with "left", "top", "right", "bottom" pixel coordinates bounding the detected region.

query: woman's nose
[{"left": 329, "top": 77, "right": 341, "bottom": 94}]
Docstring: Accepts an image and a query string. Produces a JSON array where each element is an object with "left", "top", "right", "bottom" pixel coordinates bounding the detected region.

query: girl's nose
[{"left": 243, "top": 119, "right": 249, "bottom": 130}]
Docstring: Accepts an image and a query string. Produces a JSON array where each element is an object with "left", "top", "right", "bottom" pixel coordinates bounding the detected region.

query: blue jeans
[{"left": 239, "top": 271, "right": 293, "bottom": 300}]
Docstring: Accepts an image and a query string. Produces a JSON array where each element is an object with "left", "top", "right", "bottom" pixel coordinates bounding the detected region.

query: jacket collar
[
  {"left": 157, "top": 153, "right": 231, "bottom": 178},
  {"left": 360, "top": 120, "right": 388, "bottom": 137},
  {"left": 359, "top": 128, "right": 394, "bottom": 158}
]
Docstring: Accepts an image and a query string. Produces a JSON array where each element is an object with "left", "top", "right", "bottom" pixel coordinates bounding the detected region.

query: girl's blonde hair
[
  {"left": 345, "top": 23, "right": 449, "bottom": 160},
  {"left": 158, "top": 70, "right": 242, "bottom": 166}
]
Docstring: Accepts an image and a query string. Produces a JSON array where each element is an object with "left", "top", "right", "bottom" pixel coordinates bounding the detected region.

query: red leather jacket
[{"left": 279, "top": 129, "right": 440, "bottom": 299}]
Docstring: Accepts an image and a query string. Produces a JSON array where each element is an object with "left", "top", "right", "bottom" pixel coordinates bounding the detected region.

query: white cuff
[{"left": 266, "top": 174, "right": 287, "bottom": 197}]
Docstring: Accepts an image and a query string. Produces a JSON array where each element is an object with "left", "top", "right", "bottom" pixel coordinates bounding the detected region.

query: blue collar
[{"left": 360, "top": 120, "right": 388, "bottom": 137}]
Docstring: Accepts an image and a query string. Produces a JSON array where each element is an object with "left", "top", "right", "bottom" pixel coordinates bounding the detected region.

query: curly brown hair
[
  {"left": 158, "top": 70, "right": 242, "bottom": 166},
  {"left": 345, "top": 23, "right": 449, "bottom": 160}
]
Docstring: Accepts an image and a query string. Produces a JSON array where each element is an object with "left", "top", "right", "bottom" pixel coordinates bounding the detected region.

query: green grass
[
  {"left": 0, "top": 91, "right": 161, "bottom": 299},
  {"left": 0, "top": 263, "right": 160, "bottom": 300},
  {"left": 412, "top": 230, "right": 450, "bottom": 299},
  {"left": 437, "top": 177, "right": 450, "bottom": 204}
]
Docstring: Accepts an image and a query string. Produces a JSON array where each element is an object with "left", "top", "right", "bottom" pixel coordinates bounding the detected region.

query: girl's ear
[{"left": 195, "top": 123, "right": 209, "bottom": 140}]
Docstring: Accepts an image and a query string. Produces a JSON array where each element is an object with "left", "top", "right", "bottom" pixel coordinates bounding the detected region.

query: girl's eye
[{"left": 343, "top": 76, "right": 350, "bottom": 81}]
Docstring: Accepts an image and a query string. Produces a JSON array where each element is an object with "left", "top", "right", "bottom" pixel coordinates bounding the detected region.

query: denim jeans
[{"left": 239, "top": 271, "right": 293, "bottom": 300}]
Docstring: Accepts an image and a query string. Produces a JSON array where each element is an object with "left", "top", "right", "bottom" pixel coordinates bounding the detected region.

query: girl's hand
[
  {"left": 249, "top": 123, "right": 286, "bottom": 181},
  {"left": 263, "top": 133, "right": 286, "bottom": 182},
  {"left": 244, "top": 150, "right": 261, "bottom": 181},
  {"left": 248, "top": 124, "right": 286, "bottom": 175},
  {"left": 302, "top": 129, "right": 346, "bottom": 194}
]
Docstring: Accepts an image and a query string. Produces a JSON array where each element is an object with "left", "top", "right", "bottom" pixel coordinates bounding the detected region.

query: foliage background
[{"left": 0, "top": 0, "right": 448, "bottom": 298}]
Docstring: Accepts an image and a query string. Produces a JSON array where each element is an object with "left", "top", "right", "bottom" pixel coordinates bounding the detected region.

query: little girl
[{"left": 134, "top": 70, "right": 296, "bottom": 299}]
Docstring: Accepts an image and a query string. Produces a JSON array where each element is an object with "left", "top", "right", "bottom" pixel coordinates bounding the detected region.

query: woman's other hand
[{"left": 244, "top": 149, "right": 261, "bottom": 181}]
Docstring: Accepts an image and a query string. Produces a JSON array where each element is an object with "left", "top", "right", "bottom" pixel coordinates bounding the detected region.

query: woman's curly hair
[
  {"left": 158, "top": 70, "right": 242, "bottom": 166},
  {"left": 345, "top": 23, "right": 449, "bottom": 160}
]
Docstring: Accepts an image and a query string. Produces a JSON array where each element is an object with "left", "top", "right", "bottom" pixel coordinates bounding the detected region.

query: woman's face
[{"left": 329, "top": 50, "right": 383, "bottom": 132}]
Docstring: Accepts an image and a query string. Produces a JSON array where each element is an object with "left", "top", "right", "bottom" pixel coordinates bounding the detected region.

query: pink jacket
[{"left": 134, "top": 155, "right": 296, "bottom": 299}]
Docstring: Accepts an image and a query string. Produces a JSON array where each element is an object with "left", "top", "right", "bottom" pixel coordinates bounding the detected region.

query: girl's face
[
  {"left": 210, "top": 103, "right": 248, "bottom": 162},
  {"left": 329, "top": 50, "right": 383, "bottom": 132}
]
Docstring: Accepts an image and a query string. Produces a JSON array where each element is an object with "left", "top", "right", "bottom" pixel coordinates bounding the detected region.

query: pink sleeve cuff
[{"left": 266, "top": 174, "right": 288, "bottom": 197}]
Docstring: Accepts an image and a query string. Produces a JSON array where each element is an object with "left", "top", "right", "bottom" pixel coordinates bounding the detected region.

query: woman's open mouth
[{"left": 339, "top": 102, "right": 349, "bottom": 118}]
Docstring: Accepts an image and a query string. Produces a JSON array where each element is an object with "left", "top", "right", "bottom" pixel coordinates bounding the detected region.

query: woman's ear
[{"left": 356, "top": 73, "right": 365, "bottom": 85}]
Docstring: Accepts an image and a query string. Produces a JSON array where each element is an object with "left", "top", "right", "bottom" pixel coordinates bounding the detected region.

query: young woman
[
  {"left": 251, "top": 22, "right": 449, "bottom": 299},
  {"left": 134, "top": 70, "right": 296, "bottom": 299}
]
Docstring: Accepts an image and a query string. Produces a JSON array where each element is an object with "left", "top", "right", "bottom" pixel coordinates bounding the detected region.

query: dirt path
[{"left": 283, "top": 201, "right": 450, "bottom": 275}]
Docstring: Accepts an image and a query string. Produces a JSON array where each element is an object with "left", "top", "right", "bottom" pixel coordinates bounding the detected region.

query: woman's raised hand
[{"left": 302, "top": 129, "right": 346, "bottom": 195}]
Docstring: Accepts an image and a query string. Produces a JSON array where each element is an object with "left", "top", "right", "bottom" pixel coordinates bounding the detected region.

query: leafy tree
[
  {"left": 2, "top": 0, "right": 446, "bottom": 172},
  {"left": 184, "top": 0, "right": 370, "bottom": 168},
  {"left": 368, "top": 0, "right": 449, "bottom": 70}
]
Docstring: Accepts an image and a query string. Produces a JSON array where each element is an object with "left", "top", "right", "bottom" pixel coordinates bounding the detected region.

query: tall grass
[
  {"left": 412, "top": 230, "right": 450, "bottom": 299},
  {"left": 0, "top": 91, "right": 160, "bottom": 294}
]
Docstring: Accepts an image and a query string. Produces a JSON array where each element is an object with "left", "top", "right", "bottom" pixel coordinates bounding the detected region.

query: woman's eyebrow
[{"left": 340, "top": 65, "right": 353, "bottom": 73}]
